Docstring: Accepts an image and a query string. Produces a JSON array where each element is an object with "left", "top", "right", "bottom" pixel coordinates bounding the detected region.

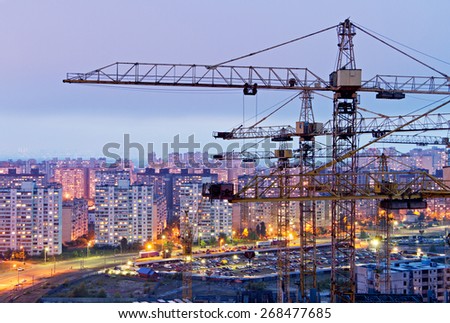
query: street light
[
  {"left": 87, "top": 241, "right": 92, "bottom": 258},
  {"left": 44, "top": 247, "right": 49, "bottom": 263},
  {"left": 371, "top": 236, "right": 381, "bottom": 249}
]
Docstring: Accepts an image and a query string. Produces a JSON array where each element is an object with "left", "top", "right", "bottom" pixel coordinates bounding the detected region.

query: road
[{"left": 0, "top": 253, "right": 135, "bottom": 302}]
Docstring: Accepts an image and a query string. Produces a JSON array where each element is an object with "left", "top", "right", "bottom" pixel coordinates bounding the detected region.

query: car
[{"left": 17, "top": 267, "right": 24, "bottom": 271}]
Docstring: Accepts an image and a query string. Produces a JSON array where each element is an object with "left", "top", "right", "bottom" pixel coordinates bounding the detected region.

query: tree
[
  {"left": 218, "top": 232, "right": 228, "bottom": 244},
  {"left": 4, "top": 248, "right": 13, "bottom": 260},
  {"left": 162, "top": 240, "right": 174, "bottom": 258},
  {"left": 129, "top": 241, "right": 141, "bottom": 251},
  {"left": 70, "top": 283, "right": 90, "bottom": 297},
  {"left": 209, "top": 236, "right": 217, "bottom": 246},
  {"left": 260, "top": 222, "right": 266, "bottom": 237},
  {"left": 359, "top": 230, "right": 369, "bottom": 239},
  {"left": 248, "top": 230, "right": 258, "bottom": 241},
  {"left": 119, "top": 237, "right": 128, "bottom": 253},
  {"left": 417, "top": 213, "right": 425, "bottom": 222}
]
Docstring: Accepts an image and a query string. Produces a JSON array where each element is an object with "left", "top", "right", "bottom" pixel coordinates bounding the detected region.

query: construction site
[{"left": 63, "top": 19, "right": 450, "bottom": 303}]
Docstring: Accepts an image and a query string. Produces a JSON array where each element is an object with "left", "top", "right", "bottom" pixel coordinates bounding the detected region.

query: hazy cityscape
[{"left": 0, "top": 143, "right": 449, "bottom": 303}]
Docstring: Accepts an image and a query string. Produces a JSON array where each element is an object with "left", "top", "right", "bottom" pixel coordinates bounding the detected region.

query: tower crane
[
  {"left": 214, "top": 97, "right": 450, "bottom": 301},
  {"left": 64, "top": 19, "right": 450, "bottom": 302},
  {"left": 180, "top": 210, "right": 193, "bottom": 300}
]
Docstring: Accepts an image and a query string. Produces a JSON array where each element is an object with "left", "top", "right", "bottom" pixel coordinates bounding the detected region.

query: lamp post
[
  {"left": 87, "top": 241, "right": 92, "bottom": 258},
  {"left": 44, "top": 247, "right": 49, "bottom": 263}
]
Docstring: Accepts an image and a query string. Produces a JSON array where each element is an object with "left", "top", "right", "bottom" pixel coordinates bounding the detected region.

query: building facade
[
  {"left": 180, "top": 183, "right": 232, "bottom": 243},
  {"left": 356, "top": 259, "right": 450, "bottom": 302},
  {"left": 0, "top": 182, "right": 62, "bottom": 256},
  {"left": 62, "top": 198, "right": 88, "bottom": 242},
  {"left": 53, "top": 167, "right": 90, "bottom": 200},
  {"left": 94, "top": 180, "right": 155, "bottom": 246}
]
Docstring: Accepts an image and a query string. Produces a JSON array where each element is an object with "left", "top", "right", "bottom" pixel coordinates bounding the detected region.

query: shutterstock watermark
[{"left": 102, "top": 134, "right": 285, "bottom": 168}]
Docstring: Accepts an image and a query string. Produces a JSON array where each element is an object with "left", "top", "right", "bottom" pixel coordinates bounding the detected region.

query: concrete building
[
  {"left": 53, "top": 167, "right": 90, "bottom": 201},
  {"left": 316, "top": 200, "right": 331, "bottom": 229},
  {"left": 62, "top": 198, "right": 88, "bottom": 243},
  {"left": 153, "top": 195, "right": 167, "bottom": 237},
  {"left": 357, "top": 259, "right": 450, "bottom": 302},
  {"left": 136, "top": 168, "right": 217, "bottom": 225},
  {"left": 0, "top": 168, "right": 46, "bottom": 188},
  {"left": 95, "top": 168, "right": 132, "bottom": 186},
  {"left": 180, "top": 183, "right": 232, "bottom": 243},
  {"left": 94, "top": 180, "right": 156, "bottom": 246},
  {"left": 0, "top": 182, "right": 62, "bottom": 256}
]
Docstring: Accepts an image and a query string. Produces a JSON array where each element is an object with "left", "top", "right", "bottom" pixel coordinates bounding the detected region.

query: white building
[
  {"left": 180, "top": 183, "right": 232, "bottom": 243},
  {"left": 315, "top": 200, "right": 331, "bottom": 228},
  {"left": 0, "top": 181, "right": 62, "bottom": 256},
  {"left": 357, "top": 259, "right": 450, "bottom": 302},
  {"left": 94, "top": 180, "right": 156, "bottom": 246}
]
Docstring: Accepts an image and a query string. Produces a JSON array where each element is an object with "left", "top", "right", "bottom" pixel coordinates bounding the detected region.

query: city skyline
[
  {"left": 1, "top": 1, "right": 450, "bottom": 159},
  {"left": 2, "top": 1, "right": 450, "bottom": 308}
]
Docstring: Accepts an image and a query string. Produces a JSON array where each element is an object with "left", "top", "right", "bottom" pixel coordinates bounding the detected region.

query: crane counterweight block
[
  {"left": 379, "top": 198, "right": 427, "bottom": 210},
  {"left": 376, "top": 91, "right": 406, "bottom": 100},
  {"left": 202, "top": 183, "right": 234, "bottom": 200}
]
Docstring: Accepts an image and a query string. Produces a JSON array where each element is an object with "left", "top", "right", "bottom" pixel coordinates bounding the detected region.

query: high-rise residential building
[
  {"left": 316, "top": 200, "right": 331, "bottom": 228},
  {"left": 154, "top": 195, "right": 167, "bottom": 237},
  {"left": 0, "top": 181, "right": 62, "bottom": 256},
  {"left": 135, "top": 168, "right": 169, "bottom": 199},
  {"left": 236, "top": 174, "right": 301, "bottom": 235},
  {"left": 356, "top": 259, "right": 450, "bottom": 302},
  {"left": 62, "top": 198, "right": 88, "bottom": 242},
  {"left": 95, "top": 168, "right": 132, "bottom": 186},
  {"left": 136, "top": 168, "right": 217, "bottom": 225},
  {"left": 94, "top": 180, "right": 155, "bottom": 246},
  {"left": 53, "top": 167, "right": 90, "bottom": 200},
  {"left": 180, "top": 183, "right": 232, "bottom": 243},
  {"left": 0, "top": 168, "right": 46, "bottom": 188},
  {"left": 171, "top": 169, "right": 217, "bottom": 223}
]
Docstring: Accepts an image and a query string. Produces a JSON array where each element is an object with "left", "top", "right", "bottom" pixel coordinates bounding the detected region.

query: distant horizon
[{"left": 0, "top": 143, "right": 447, "bottom": 171}]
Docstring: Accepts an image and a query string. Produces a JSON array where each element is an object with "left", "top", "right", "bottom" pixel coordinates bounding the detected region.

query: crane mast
[
  {"left": 298, "top": 91, "right": 318, "bottom": 302},
  {"left": 330, "top": 19, "right": 359, "bottom": 302}
]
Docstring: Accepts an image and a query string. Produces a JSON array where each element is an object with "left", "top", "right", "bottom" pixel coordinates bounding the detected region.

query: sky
[{"left": 1, "top": 0, "right": 450, "bottom": 162}]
